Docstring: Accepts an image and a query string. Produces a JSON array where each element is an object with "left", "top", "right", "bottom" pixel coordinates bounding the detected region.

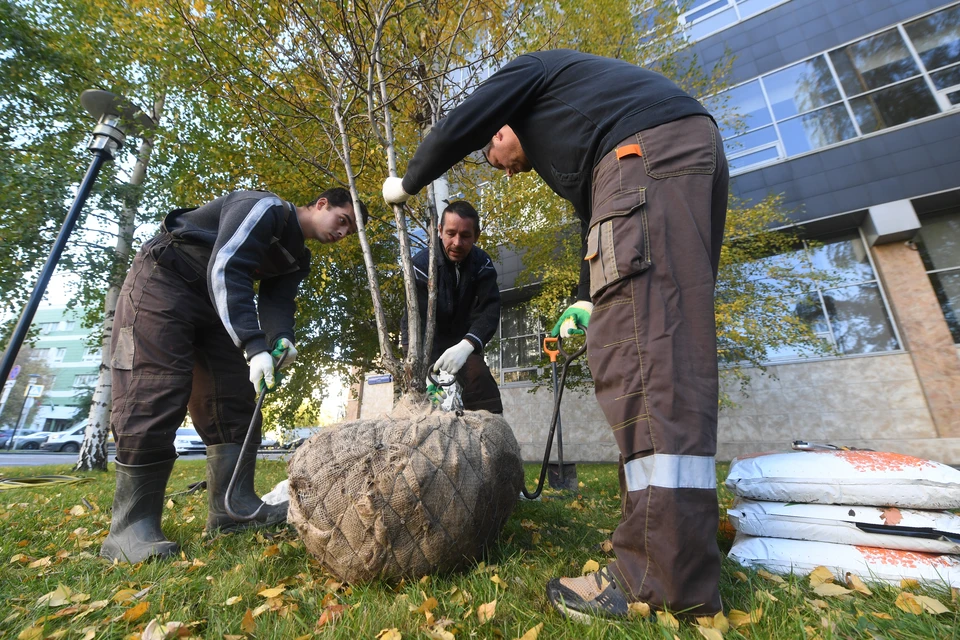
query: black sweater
[
  {"left": 401, "top": 242, "right": 501, "bottom": 359},
  {"left": 402, "top": 49, "right": 711, "bottom": 299},
  {"left": 161, "top": 190, "right": 311, "bottom": 358}
]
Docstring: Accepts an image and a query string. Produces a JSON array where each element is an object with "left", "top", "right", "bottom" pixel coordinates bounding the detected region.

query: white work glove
[
  {"left": 433, "top": 339, "right": 475, "bottom": 375},
  {"left": 551, "top": 301, "right": 593, "bottom": 338},
  {"left": 382, "top": 176, "right": 412, "bottom": 204},
  {"left": 274, "top": 338, "right": 297, "bottom": 370},
  {"left": 248, "top": 351, "right": 276, "bottom": 395}
]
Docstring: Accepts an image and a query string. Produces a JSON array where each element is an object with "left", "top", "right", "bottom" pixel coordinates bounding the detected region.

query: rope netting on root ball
[{"left": 287, "top": 398, "right": 523, "bottom": 583}]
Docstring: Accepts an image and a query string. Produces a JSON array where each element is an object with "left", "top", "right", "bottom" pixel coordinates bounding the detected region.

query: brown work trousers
[
  {"left": 586, "top": 115, "right": 728, "bottom": 614},
  {"left": 110, "top": 234, "right": 259, "bottom": 465}
]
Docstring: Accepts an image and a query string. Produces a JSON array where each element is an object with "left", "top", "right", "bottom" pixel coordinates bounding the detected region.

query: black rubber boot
[
  {"left": 100, "top": 459, "right": 180, "bottom": 563},
  {"left": 205, "top": 443, "right": 288, "bottom": 533}
]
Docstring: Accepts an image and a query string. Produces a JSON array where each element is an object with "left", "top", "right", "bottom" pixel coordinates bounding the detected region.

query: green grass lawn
[{"left": 1, "top": 460, "right": 957, "bottom": 639}]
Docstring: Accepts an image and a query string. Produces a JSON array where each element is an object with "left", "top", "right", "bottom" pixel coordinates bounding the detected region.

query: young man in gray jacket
[
  {"left": 383, "top": 50, "right": 728, "bottom": 621},
  {"left": 101, "top": 188, "right": 367, "bottom": 563}
]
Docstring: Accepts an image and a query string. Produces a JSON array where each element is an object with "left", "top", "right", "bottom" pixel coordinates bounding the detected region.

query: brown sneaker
[{"left": 546, "top": 566, "right": 630, "bottom": 623}]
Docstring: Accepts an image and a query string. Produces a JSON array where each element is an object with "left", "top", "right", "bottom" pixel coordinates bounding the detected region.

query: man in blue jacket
[
  {"left": 383, "top": 50, "right": 728, "bottom": 621},
  {"left": 402, "top": 200, "right": 502, "bottom": 412},
  {"left": 101, "top": 188, "right": 367, "bottom": 563}
]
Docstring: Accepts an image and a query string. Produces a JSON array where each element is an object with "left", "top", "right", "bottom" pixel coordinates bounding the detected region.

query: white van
[{"left": 40, "top": 421, "right": 114, "bottom": 453}]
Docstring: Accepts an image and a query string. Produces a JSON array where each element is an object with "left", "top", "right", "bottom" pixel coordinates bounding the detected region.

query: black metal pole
[
  {"left": 552, "top": 359, "right": 566, "bottom": 483},
  {"left": 0, "top": 150, "right": 110, "bottom": 386}
]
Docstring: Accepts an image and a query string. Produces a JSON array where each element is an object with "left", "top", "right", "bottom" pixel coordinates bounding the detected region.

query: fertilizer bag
[
  {"left": 729, "top": 533, "right": 960, "bottom": 588},
  {"left": 287, "top": 399, "right": 523, "bottom": 583},
  {"left": 725, "top": 450, "right": 960, "bottom": 509},
  {"left": 728, "top": 499, "right": 960, "bottom": 554}
]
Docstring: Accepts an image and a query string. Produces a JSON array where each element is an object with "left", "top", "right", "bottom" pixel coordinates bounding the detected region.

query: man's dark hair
[
  {"left": 441, "top": 200, "right": 481, "bottom": 236},
  {"left": 314, "top": 187, "right": 369, "bottom": 228}
]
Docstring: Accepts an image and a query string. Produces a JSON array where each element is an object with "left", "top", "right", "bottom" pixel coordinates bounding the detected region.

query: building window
[
  {"left": 679, "top": 0, "right": 788, "bottom": 42},
  {"left": 715, "top": 3, "right": 960, "bottom": 174},
  {"left": 486, "top": 303, "right": 546, "bottom": 385},
  {"left": 754, "top": 233, "right": 900, "bottom": 362},
  {"left": 81, "top": 347, "right": 102, "bottom": 363},
  {"left": 915, "top": 209, "right": 960, "bottom": 343},
  {"left": 73, "top": 374, "right": 99, "bottom": 388}
]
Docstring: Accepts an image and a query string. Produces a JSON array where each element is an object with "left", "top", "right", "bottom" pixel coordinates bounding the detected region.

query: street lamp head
[{"left": 80, "top": 90, "right": 157, "bottom": 158}]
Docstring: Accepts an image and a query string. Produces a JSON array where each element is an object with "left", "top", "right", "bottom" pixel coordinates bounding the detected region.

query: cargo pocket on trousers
[
  {"left": 112, "top": 326, "right": 135, "bottom": 370},
  {"left": 586, "top": 188, "right": 651, "bottom": 298}
]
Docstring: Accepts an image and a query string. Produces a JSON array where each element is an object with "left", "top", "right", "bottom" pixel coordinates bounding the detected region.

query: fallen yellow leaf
[
  {"left": 582, "top": 559, "right": 600, "bottom": 575},
  {"left": 756, "top": 589, "right": 779, "bottom": 602},
  {"left": 697, "top": 626, "right": 724, "bottom": 640},
  {"left": 121, "top": 601, "right": 149, "bottom": 622},
  {"left": 844, "top": 573, "right": 872, "bottom": 596},
  {"left": 516, "top": 622, "right": 543, "bottom": 640},
  {"left": 258, "top": 586, "right": 285, "bottom": 598},
  {"left": 895, "top": 592, "right": 923, "bottom": 615},
  {"left": 807, "top": 599, "right": 829, "bottom": 609},
  {"left": 241, "top": 609, "right": 256, "bottom": 633},
  {"left": 37, "top": 585, "right": 72, "bottom": 607},
  {"left": 422, "top": 626, "right": 454, "bottom": 640},
  {"left": 141, "top": 619, "right": 185, "bottom": 640},
  {"left": 808, "top": 566, "right": 834, "bottom": 587},
  {"left": 901, "top": 579, "right": 920, "bottom": 589},
  {"left": 477, "top": 599, "right": 496, "bottom": 624},
  {"left": 224, "top": 596, "right": 242, "bottom": 606},
  {"left": 733, "top": 571, "right": 748, "bottom": 582},
  {"left": 377, "top": 629, "right": 402, "bottom": 640},
  {"left": 728, "top": 607, "right": 762, "bottom": 628},
  {"left": 712, "top": 612, "right": 730, "bottom": 633},
  {"left": 870, "top": 612, "right": 893, "bottom": 620},
  {"left": 628, "top": 602, "right": 651, "bottom": 619},
  {"left": 490, "top": 575, "right": 506, "bottom": 589},
  {"left": 112, "top": 589, "right": 138, "bottom": 603},
  {"left": 262, "top": 544, "right": 280, "bottom": 558},
  {"left": 913, "top": 595, "right": 950, "bottom": 614},
  {"left": 657, "top": 610, "right": 680, "bottom": 630},
  {"left": 68, "top": 506, "right": 85, "bottom": 516},
  {"left": 813, "top": 583, "right": 851, "bottom": 597},
  {"left": 757, "top": 569, "right": 785, "bottom": 584},
  {"left": 17, "top": 625, "right": 43, "bottom": 640}
]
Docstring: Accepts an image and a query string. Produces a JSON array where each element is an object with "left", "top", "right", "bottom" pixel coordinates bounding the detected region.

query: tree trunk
[{"left": 75, "top": 94, "right": 164, "bottom": 471}]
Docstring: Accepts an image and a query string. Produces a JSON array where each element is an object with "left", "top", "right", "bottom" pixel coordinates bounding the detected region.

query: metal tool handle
[
  {"left": 226, "top": 349, "right": 288, "bottom": 522},
  {"left": 522, "top": 329, "right": 587, "bottom": 500},
  {"left": 427, "top": 370, "right": 457, "bottom": 387}
]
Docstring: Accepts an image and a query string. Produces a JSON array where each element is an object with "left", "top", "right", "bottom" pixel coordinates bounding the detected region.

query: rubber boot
[
  {"left": 100, "top": 459, "right": 180, "bottom": 563},
  {"left": 205, "top": 443, "right": 288, "bottom": 533}
]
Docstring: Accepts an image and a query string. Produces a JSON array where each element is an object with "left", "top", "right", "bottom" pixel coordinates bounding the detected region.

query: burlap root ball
[{"left": 286, "top": 399, "right": 523, "bottom": 583}]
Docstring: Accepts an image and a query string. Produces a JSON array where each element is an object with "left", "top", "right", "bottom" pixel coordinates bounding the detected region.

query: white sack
[
  {"left": 728, "top": 499, "right": 960, "bottom": 554},
  {"left": 725, "top": 450, "right": 960, "bottom": 509},
  {"left": 729, "top": 533, "right": 960, "bottom": 588}
]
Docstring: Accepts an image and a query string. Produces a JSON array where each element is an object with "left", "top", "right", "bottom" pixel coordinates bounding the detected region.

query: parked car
[
  {"left": 39, "top": 422, "right": 115, "bottom": 453},
  {"left": 174, "top": 428, "right": 206, "bottom": 455},
  {"left": 11, "top": 430, "right": 53, "bottom": 450},
  {"left": 281, "top": 427, "right": 321, "bottom": 450},
  {"left": 41, "top": 422, "right": 88, "bottom": 453},
  {"left": 0, "top": 428, "right": 13, "bottom": 449}
]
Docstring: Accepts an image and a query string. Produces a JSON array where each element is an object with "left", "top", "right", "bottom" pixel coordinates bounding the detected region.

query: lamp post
[{"left": 0, "top": 91, "right": 156, "bottom": 387}]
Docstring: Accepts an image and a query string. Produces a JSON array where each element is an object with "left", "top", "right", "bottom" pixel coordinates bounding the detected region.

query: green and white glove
[
  {"left": 433, "top": 339, "right": 474, "bottom": 375},
  {"left": 551, "top": 301, "right": 593, "bottom": 337},
  {"left": 426, "top": 377, "right": 447, "bottom": 406},
  {"left": 249, "top": 352, "right": 276, "bottom": 395},
  {"left": 273, "top": 337, "right": 297, "bottom": 369}
]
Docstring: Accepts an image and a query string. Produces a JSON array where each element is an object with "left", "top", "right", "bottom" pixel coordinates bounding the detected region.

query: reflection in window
[
  {"left": 759, "top": 234, "right": 899, "bottom": 361},
  {"left": 829, "top": 29, "right": 921, "bottom": 96},
  {"left": 764, "top": 58, "right": 841, "bottom": 119},
  {"left": 904, "top": 4, "right": 960, "bottom": 71},
  {"left": 777, "top": 104, "right": 857, "bottom": 155},
  {"left": 915, "top": 209, "right": 960, "bottom": 343},
  {"left": 849, "top": 79, "right": 941, "bottom": 133}
]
